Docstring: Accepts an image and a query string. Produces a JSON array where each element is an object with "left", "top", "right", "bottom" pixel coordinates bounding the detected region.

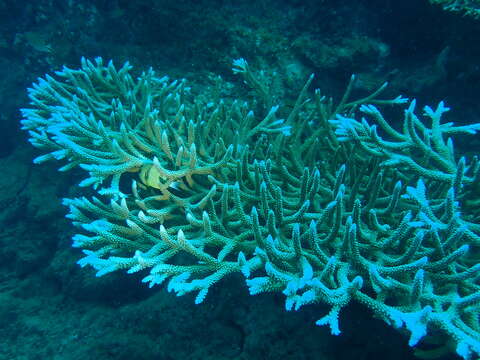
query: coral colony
[{"left": 21, "top": 58, "right": 480, "bottom": 359}]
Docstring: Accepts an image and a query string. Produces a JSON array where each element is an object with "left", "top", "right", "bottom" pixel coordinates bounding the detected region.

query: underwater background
[{"left": 1, "top": 1, "right": 480, "bottom": 359}]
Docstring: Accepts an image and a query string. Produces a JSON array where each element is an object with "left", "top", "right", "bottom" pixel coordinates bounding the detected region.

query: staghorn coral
[
  {"left": 21, "top": 58, "right": 480, "bottom": 359},
  {"left": 429, "top": 0, "right": 480, "bottom": 17}
]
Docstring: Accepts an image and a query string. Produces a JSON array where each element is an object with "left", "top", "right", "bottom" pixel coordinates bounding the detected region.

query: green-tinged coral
[
  {"left": 21, "top": 57, "right": 480, "bottom": 359},
  {"left": 430, "top": 0, "right": 480, "bottom": 17}
]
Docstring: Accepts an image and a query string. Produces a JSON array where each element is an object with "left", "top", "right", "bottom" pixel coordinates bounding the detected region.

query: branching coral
[
  {"left": 21, "top": 58, "right": 480, "bottom": 359},
  {"left": 429, "top": 0, "right": 480, "bottom": 17}
]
